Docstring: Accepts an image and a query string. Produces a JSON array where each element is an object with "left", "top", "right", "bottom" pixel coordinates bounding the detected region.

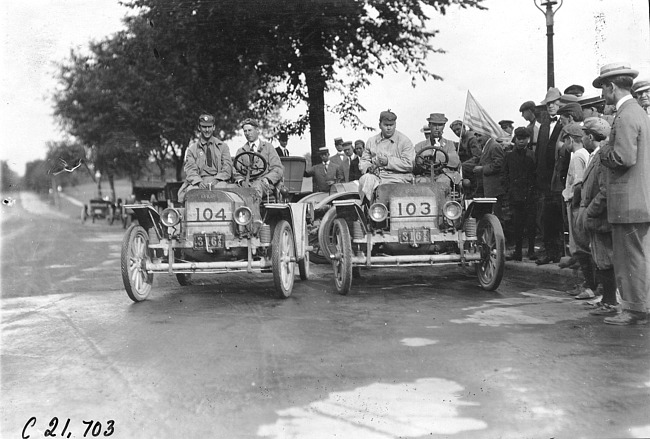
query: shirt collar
[{"left": 616, "top": 94, "right": 633, "bottom": 111}]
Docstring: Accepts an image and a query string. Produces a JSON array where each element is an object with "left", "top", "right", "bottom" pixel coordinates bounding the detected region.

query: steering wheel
[
  {"left": 415, "top": 146, "right": 449, "bottom": 175},
  {"left": 233, "top": 151, "right": 268, "bottom": 182}
]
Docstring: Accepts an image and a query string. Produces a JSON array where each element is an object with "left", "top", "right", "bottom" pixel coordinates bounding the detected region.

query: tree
[
  {"left": 1, "top": 161, "right": 20, "bottom": 192},
  {"left": 125, "top": 0, "right": 485, "bottom": 163}
]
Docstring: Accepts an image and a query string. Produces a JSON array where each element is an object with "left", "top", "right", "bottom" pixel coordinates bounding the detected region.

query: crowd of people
[{"left": 178, "top": 62, "right": 650, "bottom": 326}]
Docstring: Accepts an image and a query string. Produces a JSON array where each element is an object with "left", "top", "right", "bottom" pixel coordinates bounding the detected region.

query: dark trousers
[
  {"left": 510, "top": 200, "right": 536, "bottom": 254},
  {"left": 541, "top": 193, "right": 563, "bottom": 258}
]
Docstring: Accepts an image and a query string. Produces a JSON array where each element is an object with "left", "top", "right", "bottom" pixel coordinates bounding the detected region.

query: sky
[{"left": 1, "top": 0, "right": 649, "bottom": 176}]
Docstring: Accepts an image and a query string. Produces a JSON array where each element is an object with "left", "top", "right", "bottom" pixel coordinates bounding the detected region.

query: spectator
[
  {"left": 535, "top": 87, "right": 565, "bottom": 265},
  {"left": 576, "top": 118, "right": 618, "bottom": 315},
  {"left": 347, "top": 141, "right": 362, "bottom": 182},
  {"left": 593, "top": 62, "right": 650, "bottom": 325},
  {"left": 178, "top": 114, "right": 233, "bottom": 203},
  {"left": 304, "top": 147, "right": 344, "bottom": 192},
  {"left": 564, "top": 84, "right": 585, "bottom": 97},
  {"left": 498, "top": 120, "right": 514, "bottom": 135},
  {"left": 420, "top": 125, "right": 431, "bottom": 142},
  {"left": 451, "top": 120, "right": 477, "bottom": 163},
  {"left": 275, "top": 131, "right": 290, "bottom": 157},
  {"left": 502, "top": 127, "right": 537, "bottom": 260},
  {"left": 631, "top": 79, "right": 650, "bottom": 115},
  {"left": 233, "top": 118, "right": 284, "bottom": 200},
  {"left": 473, "top": 134, "right": 506, "bottom": 221},
  {"left": 519, "top": 101, "right": 540, "bottom": 154},
  {"left": 358, "top": 110, "right": 415, "bottom": 202},
  {"left": 331, "top": 140, "right": 351, "bottom": 182},
  {"left": 354, "top": 139, "right": 365, "bottom": 157}
]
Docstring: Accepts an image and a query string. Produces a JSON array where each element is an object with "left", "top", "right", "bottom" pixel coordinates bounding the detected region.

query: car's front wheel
[
  {"left": 475, "top": 213, "right": 505, "bottom": 291},
  {"left": 121, "top": 224, "right": 154, "bottom": 302},
  {"left": 332, "top": 218, "right": 353, "bottom": 295},
  {"left": 271, "top": 220, "right": 296, "bottom": 298},
  {"left": 298, "top": 251, "right": 310, "bottom": 281}
]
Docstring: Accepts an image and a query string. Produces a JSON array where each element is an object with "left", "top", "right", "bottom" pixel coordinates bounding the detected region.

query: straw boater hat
[
  {"left": 632, "top": 79, "right": 650, "bottom": 95},
  {"left": 592, "top": 62, "right": 639, "bottom": 88},
  {"left": 420, "top": 124, "right": 431, "bottom": 133}
]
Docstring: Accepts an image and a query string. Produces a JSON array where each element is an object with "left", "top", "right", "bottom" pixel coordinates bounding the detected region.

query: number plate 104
[{"left": 398, "top": 228, "right": 431, "bottom": 244}]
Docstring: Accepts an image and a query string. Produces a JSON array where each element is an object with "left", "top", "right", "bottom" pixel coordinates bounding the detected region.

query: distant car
[
  {"left": 121, "top": 152, "right": 312, "bottom": 302},
  {"left": 122, "top": 181, "right": 182, "bottom": 228},
  {"left": 322, "top": 146, "right": 506, "bottom": 295},
  {"left": 82, "top": 197, "right": 121, "bottom": 225}
]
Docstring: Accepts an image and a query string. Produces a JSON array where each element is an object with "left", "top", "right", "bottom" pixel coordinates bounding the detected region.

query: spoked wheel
[
  {"left": 298, "top": 251, "right": 310, "bottom": 281},
  {"left": 331, "top": 218, "right": 353, "bottom": 295},
  {"left": 271, "top": 220, "right": 296, "bottom": 298},
  {"left": 317, "top": 207, "right": 338, "bottom": 263},
  {"left": 475, "top": 214, "right": 505, "bottom": 290},
  {"left": 121, "top": 224, "right": 154, "bottom": 302}
]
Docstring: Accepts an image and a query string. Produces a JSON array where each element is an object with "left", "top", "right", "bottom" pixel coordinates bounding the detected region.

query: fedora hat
[
  {"left": 592, "top": 62, "right": 639, "bottom": 88},
  {"left": 541, "top": 87, "right": 562, "bottom": 105},
  {"left": 426, "top": 113, "right": 448, "bottom": 124}
]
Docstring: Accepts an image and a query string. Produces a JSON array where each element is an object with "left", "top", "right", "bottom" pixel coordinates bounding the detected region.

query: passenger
[
  {"left": 177, "top": 113, "right": 233, "bottom": 203},
  {"left": 304, "top": 147, "right": 344, "bottom": 193},
  {"left": 233, "top": 118, "right": 284, "bottom": 201},
  {"left": 331, "top": 140, "right": 351, "bottom": 182},
  {"left": 275, "top": 131, "right": 290, "bottom": 157},
  {"left": 358, "top": 110, "right": 415, "bottom": 202},
  {"left": 413, "top": 113, "right": 461, "bottom": 186}
]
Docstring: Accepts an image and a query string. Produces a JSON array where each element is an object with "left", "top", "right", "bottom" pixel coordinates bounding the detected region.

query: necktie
[{"left": 205, "top": 144, "right": 213, "bottom": 167}]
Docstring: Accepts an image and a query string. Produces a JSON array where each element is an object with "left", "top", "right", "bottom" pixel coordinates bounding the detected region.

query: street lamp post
[{"left": 534, "top": 0, "right": 564, "bottom": 89}]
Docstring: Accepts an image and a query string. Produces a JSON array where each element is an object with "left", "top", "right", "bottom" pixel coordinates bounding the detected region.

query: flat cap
[
  {"left": 557, "top": 102, "right": 583, "bottom": 119},
  {"left": 582, "top": 117, "right": 611, "bottom": 138},
  {"left": 563, "top": 84, "right": 585, "bottom": 96},
  {"left": 240, "top": 118, "right": 259, "bottom": 128},
  {"left": 198, "top": 114, "right": 215, "bottom": 126},
  {"left": 498, "top": 120, "right": 514, "bottom": 126},
  {"left": 562, "top": 123, "right": 584, "bottom": 137},
  {"left": 514, "top": 127, "right": 531, "bottom": 139},
  {"left": 632, "top": 79, "right": 650, "bottom": 94},
  {"left": 450, "top": 120, "right": 463, "bottom": 128},
  {"left": 541, "top": 87, "right": 562, "bottom": 105},
  {"left": 379, "top": 110, "right": 397, "bottom": 122},
  {"left": 559, "top": 94, "right": 579, "bottom": 105},
  {"left": 592, "top": 62, "right": 639, "bottom": 88},
  {"left": 426, "top": 113, "right": 447, "bottom": 124},
  {"left": 579, "top": 96, "right": 605, "bottom": 109},
  {"left": 276, "top": 131, "right": 288, "bottom": 140},
  {"left": 519, "top": 101, "right": 536, "bottom": 112}
]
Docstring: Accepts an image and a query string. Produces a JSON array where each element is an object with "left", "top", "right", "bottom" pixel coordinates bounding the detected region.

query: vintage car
[
  {"left": 122, "top": 181, "right": 182, "bottom": 228},
  {"left": 82, "top": 197, "right": 121, "bottom": 225},
  {"left": 121, "top": 152, "right": 312, "bottom": 302},
  {"left": 323, "top": 146, "right": 505, "bottom": 295}
]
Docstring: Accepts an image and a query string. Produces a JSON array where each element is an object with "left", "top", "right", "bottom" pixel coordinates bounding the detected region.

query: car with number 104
[{"left": 120, "top": 152, "right": 313, "bottom": 302}]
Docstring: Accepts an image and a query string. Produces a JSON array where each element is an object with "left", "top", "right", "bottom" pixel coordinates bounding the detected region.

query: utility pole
[{"left": 534, "top": 0, "right": 564, "bottom": 89}]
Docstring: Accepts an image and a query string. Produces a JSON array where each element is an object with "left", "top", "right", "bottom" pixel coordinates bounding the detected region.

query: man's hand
[
  {"left": 473, "top": 165, "right": 483, "bottom": 174},
  {"left": 371, "top": 155, "right": 388, "bottom": 167}
]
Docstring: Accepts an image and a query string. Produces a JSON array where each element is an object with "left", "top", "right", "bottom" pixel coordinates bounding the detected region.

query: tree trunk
[
  {"left": 175, "top": 147, "right": 186, "bottom": 181},
  {"left": 107, "top": 173, "right": 116, "bottom": 202},
  {"left": 305, "top": 69, "right": 327, "bottom": 165}
]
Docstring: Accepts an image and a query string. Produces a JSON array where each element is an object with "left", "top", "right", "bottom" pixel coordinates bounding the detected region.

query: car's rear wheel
[
  {"left": 272, "top": 220, "right": 295, "bottom": 298},
  {"left": 121, "top": 224, "right": 154, "bottom": 302},
  {"left": 317, "top": 206, "right": 337, "bottom": 263},
  {"left": 475, "top": 213, "right": 505, "bottom": 291},
  {"left": 332, "top": 218, "right": 353, "bottom": 295},
  {"left": 298, "top": 251, "right": 310, "bottom": 281}
]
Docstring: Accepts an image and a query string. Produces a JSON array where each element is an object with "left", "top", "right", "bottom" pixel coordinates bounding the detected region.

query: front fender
[{"left": 124, "top": 204, "right": 163, "bottom": 238}]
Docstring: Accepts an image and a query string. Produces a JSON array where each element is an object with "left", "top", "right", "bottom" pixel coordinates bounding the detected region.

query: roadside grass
[{"left": 63, "top": 178, "right": 133, "bottom": 204}]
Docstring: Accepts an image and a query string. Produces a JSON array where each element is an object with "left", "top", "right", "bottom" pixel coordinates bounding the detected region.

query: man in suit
[
  {"left": 346, "top": 142, "right": 362, "bottom": 182},
  {"left": 473, "top": 134, "right": 506, "bottom": 220},
  {"left": 593, "top": 63, "right": 650, "bottom": 325},
  {"left": 519, "top": 101, "right": 540, "bottom": 154},
  {"left": 233, "top": 118, "right": 284, "bottom": 200},
  {"left": 330, "top": 140, "right": 351, "bottom": 182},
  {"left": 632, "top": 79, "right": 650, "bottom": 115},
  {"left": 535, "top": 87, "right": 565, "bottom": 265},
  {"left": 304, "top": 147, "right": 344, "bottom": 192},
  {"left": 414, "top": 113, "right": 461, "bottom": 185},
  {"left": 275, "top": 131, "right": 290, "bottom": 157}
]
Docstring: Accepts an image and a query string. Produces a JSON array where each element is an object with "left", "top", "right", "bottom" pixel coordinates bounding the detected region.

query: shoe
[
  {"left": 575, "top": 288, "right": 597, "bottom": 300},
  {"left": 566, "top": 283, "right": 583, "bottom": 296},
  {"left": 558, "top": 256, "right": 577, "bottom": 269},
  {"left": 506, "top": 251, "right": 522, "bottom": 261},
  {"left": 604, "top": 310, "right": 648, "bottom": 326},
  {"left": 535, "top": 255, "right": 560, "bottom": 265},
  {"left": 583, "top": 295, "right": 603, "bottom": 307},
  {"left": 589, "top": 303, "right": 619, "bottom": 316}
]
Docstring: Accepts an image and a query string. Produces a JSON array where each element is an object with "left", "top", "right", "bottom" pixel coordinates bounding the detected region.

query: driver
[
  {"left": 414, "top": 113, "right": 461, "bottom": 185},
  {"left": 178, "top": 114, "right": 233, "bottom": 203},
  {"left": 233, "top": 118, "right": 284, "bottom": 200},
  {"left": 358, "top": 110, "right": 415, "bottom": 202}
]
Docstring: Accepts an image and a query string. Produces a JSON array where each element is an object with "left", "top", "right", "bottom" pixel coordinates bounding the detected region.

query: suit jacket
[
  {"left": 305, "top": 161, "right": 344, "bottom": 192},
  {"left": 349, "top": 156, "right": 362, "bottom": 181},
  {"left": 579, "top": 150, "right": 610, "bottom": 233},
  {"left": 600, "top": 97, "right": 650, "bottom": 223},
  {"left": 330, "top": 153, "right": 350, "bottom": 182},
  {"left": 536, "top": 119, "right": 563, "bottom": 193},
  {"left": 275, "top": 146, "right": 290, "bottom": 157},
  {"left": 478, "top": 138, "right": 506, "bottom": 197}
]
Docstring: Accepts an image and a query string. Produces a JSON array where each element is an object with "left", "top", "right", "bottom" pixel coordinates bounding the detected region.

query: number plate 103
[
  {"left": 194, "top": 233, "right": 225, "bottom": 250},
  {"left": 398, "top": 228, "right": 431, "bottom": 244}
]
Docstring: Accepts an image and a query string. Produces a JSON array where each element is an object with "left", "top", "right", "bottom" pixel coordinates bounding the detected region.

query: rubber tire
[
  {"left": 271, "top": 220, "right": 296, "bottom": 298},
  {"left": 332, "top": 218, "right": 353, "bottom": 295},
  {"left": 317, "top": 206, "right": 338, "bottom": 263},
  {"left": 121, "top": 224, "right": 154, "bottom": 302},
  {"left": 475, "top": 213, "right": 505, "bottom": 291},
  {"left": 298, "top": 251, "right": 310, "bottom": 281}
]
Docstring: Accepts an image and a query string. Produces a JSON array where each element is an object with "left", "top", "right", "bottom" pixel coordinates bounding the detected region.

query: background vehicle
[
  {"left": 81, "top": 197, "right": 121, "bottom": 225},
  {"left": 324, "top": 146, "right": 505, "bottom": 295},
  {"left": 121, "top": 153, "right": 312, "bottom": 302},
  {"left": 122, "top": 181, "right": 182, "bottom": 228}
]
